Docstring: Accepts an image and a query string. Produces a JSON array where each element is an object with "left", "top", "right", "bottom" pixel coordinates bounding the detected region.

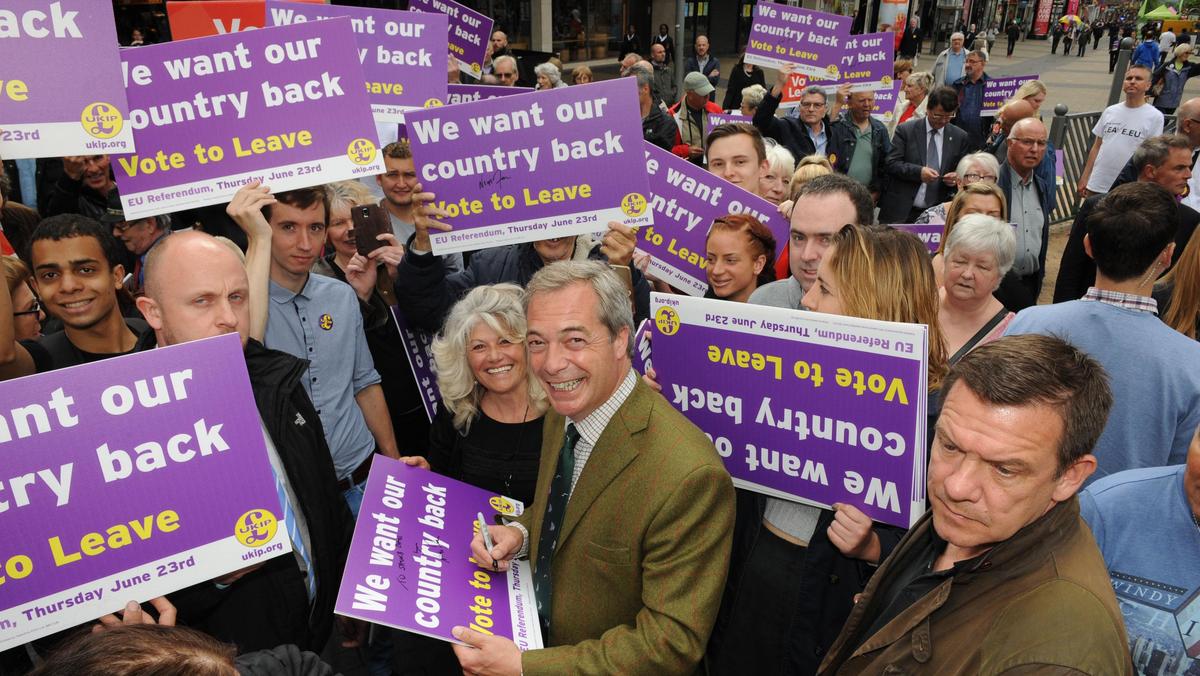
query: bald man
[
  {"left": 985, "top": 98, "right": 1059, "bottom": 216},
  {"left": 137, "top": 229, "right": 355, "bottom": 654},
  {"left": 997, "top": 117, "right": 1053, "bottom": 309}
]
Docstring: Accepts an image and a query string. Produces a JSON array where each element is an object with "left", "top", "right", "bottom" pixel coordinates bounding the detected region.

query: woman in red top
[{"left": 888, "top": 70, "right": 933, "bottom": 136}]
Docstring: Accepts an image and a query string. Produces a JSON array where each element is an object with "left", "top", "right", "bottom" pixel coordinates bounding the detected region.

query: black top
[
  {"left": 22, "top": 317, "right": 155, "bottom": 373},
  {"left": 856, "top": 526, "right": 981, "bottom": 646},
  {"left": 428, "top": 406, "right": 544, "bottom": 506}
]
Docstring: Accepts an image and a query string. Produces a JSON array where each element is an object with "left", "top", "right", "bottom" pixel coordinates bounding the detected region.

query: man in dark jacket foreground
[
  {"left": 818, "top": 335, "right": 1132, "bottom": 675},
  {"left": 137, "top": 230, "right": 354, "bottom": 653}
]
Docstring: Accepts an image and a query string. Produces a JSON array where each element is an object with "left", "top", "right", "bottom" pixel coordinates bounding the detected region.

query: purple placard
[
  {"left": 0, "top": 334, "right": 291, "bottom": 650},
  {"left": 408, "top": 0, "right": 493, "bottom": 78},
  {"left": 632, "top": 318, "right": 652, "bottom": 375},
  {"left": 832, "top": 33, "right": 896, "bottom": 92},
  {"left": 704, "top": 112, "right": 751, "bottom": 137},
  {"left": 743, "top": 3, "right": 850, "bottom": 78},
  {"left": 640, "top": 142, "right": 787, "bottom": 296},
  {"left": 650, "top": 293, "right": 928, "bottom": 528},
  {"left": 390, "top": 307, "right": 441, "bottom": 422},
  {"left": 982, "top": 75, "right": 1037, "bottom": 116},
  {"left": 1055, "top": 148, "right": 1065, "bottom": 186},
  {"left": 871, "top": 82, "right": 901, "bottom": 122},
  {"left": 335, "top": 457, "right": 541, "bottom": 649},
  {"left": 266, "top": 1, "right": 448, "bottom": 122},
  {"left": 890, "top": 223, "right": 943, "bottom": 254},
  {"left": 444, "top": 83, "right": 533, "bottom": 105},
  {"left": 0, "top": 2, "right": 135, "bottom": 158},
  {"left": 113, "top": 19, "right": 384, "bottom": 220},
  {"left": 406, "top": 79, "right": 654, "bottom": 255}
]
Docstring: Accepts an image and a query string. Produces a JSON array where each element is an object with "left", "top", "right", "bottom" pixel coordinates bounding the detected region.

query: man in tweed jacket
[{"left": 453, "top": 261, "right": 736, "bottom": 675}]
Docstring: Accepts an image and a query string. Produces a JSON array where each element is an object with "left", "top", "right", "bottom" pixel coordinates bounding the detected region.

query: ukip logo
[
  {"left": 347, "top": 137, "right": 377, "bottom": 165},
  {"left": 81, "top": 102, "right": 123, "bottom": 139},
  {"left": 234, "top": 509, "right": 278, "bottom": 548}
]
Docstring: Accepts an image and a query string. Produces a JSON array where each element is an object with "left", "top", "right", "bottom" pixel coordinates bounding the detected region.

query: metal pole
[
  {"left": 1107, "top": 36, "right": 1134, "bottom": 106},
  {"left": 1048, "top": 102, "right": 1069, "bottom": 150},
  {"left": 675, "top": 0, "right": 685, "bottom": 103},
  {"left": 865, "top": 0, "right": 877, "bottom": 34}
]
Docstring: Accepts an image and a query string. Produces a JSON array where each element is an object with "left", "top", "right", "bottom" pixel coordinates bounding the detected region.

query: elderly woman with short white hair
[
  {"left": 759, "top": 140, "right": 796, "bottom": 205},
  {"left": 739, "top": 84, "right": 768, "bottom": 117},
  {"left": 914, "top": 151, "right": 1000, "bottom": 224},
  {"left": 429, "top": 284, "right": 548, "bottom": 505},
  {"left": 936, "top": 214, "right": 1017, "bottom": 364},
  {"left": 534, "top": 61, "right": 569, "bottom": 90}
]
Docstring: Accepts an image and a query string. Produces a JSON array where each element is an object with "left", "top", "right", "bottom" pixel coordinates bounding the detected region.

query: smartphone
[{"left": 351, "top": 204, "right": 391, "bottom": 257}]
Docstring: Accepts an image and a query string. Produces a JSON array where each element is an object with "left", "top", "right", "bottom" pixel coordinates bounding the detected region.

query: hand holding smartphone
[{"left": 351, "top": 204, "right": 392, "bottom": 258}]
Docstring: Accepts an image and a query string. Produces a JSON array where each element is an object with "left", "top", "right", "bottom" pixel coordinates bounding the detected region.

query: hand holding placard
[{"left": 409, "top": 184, "right": 454, "bottom": 254}]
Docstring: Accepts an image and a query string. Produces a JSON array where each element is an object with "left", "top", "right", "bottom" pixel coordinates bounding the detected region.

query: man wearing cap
[
  {"left": 101, "top": 190, "right": 171, "bottom": 296},
  {"left": 669, "top": 71, "right": 724, "bottom": 164}
]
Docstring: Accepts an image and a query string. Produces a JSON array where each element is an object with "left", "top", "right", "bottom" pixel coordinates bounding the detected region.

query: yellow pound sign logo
[
  {"left": 347, "top": 138, "right": 377, "bottom": 166},
  {"left": 319, "top": 313, "right": 334, "bottom": 330},
  {"left": 655, "top": 306, "right": 680, "bottom": 336},
  {"left": 235, "top": 509, "right": 278, "bottom": 548},
  {"left": 620, "top": 193, "right": 648, "bottom": 217},
  {"left": 825, "top": 64, "right": 840, "bottom": 78},
  {"left": 489, "top": 495, "right": 518, "bottom": 515},
  {"left": 424, "top": 98, "right": 445, "bottom": 108},
  {"left": 470, "top": 62, "right": 482, "bottom": 74},
  {"left": 81, "top": 102, "right": 124, "bottom": 140},
  {"left": 881, "top": 75, "right": 893, "bottom": 86}
]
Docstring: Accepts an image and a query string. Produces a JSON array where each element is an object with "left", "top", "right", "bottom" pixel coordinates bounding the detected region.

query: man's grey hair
[
  {"left": 943, "top": 214, "right": 1017, "bottom": 280},
  {"left": 493, "top": 54, "right": 517, "bottom": 71},
  {"left": 951, "top": 31, "right": 965, "bottom": 41},
  {"left": 800, "top": 85, "right": 828, "bottom": 104},
  {"left": 1131, "top": 134, "right": 1193, "bottom": 172},
  {"left": 634, "top": 67, "right": 654, "bottom": 90},
  {"left": 524, "top": 260, "right": 634, "bottom": 357},
  {"left": 968, "top": 49, "right": 988, "bottom": 62}
]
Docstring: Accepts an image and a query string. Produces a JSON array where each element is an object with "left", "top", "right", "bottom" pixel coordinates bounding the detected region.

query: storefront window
[
  {"left": 551, "top": 0, "right": 623, "bottom": 62},
  {"left": 457, "top": 0, "right": 533, "bottom": 50}
]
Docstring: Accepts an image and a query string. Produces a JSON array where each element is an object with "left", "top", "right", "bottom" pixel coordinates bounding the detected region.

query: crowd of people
[{"left": 5, "top": 13, "right": 1200, "bottom": 676}]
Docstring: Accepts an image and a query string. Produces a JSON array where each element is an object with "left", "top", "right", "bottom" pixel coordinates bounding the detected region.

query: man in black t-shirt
[{"left": 0, "top": 214, "right": 151, "bottom": 376}]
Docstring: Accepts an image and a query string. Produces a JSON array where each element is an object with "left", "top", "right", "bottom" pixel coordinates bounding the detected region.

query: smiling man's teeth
[
  {"left": 62, "top": 300, "right": 89, "bottom": 308},
  {"left": 551, "top": 378, "right": 583, "bottom": 391}
]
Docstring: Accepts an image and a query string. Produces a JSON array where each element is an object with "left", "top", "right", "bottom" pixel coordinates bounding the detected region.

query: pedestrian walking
[{"left": 1007, "top": 20, "right": 1021, "bottom": 57}]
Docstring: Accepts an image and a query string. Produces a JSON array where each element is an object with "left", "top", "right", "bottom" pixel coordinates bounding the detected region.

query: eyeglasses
[
  {"left": 13, "top": 299, "right": 41, "bottom": 317},
  {"left": 1010, "top": 137, "right": 1048, "bottom": 148},
  {"left": 963, "top": 172, "right": 997, "bottom": 184},
  {"left": 111, "top": 220, "right": 143, "bottom": 233},
  {"left": 800, "top": 101, "right": 826, "bottom": 109}
]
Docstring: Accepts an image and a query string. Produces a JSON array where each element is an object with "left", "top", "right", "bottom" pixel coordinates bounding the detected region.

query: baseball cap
[{"left": 684, "top": 71, "right": 715, "bottom": 96}]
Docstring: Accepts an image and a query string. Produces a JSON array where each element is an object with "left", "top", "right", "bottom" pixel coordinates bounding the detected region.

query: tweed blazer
[{"left": 518, "top": 377, "right": 736, "bottom": 675}]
